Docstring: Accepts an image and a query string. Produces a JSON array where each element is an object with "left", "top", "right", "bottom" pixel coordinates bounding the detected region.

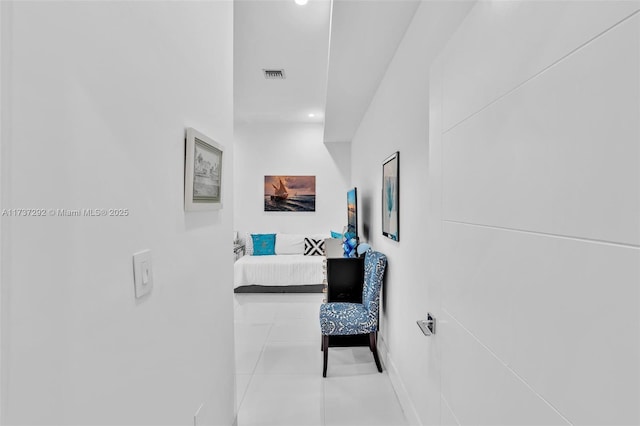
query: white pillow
[
  {"left": 244, "top": 233, "right": 253, "bottom": 255},
  {"left": 324, "top": 237, "right": 343, "bottom": 258},
  {"left": 275, "top": 234, "right": 305, "bottom": 255}
]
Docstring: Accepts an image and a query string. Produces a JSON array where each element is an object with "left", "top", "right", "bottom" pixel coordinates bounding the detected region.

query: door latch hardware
[{"left": 416, "top": 313, "right": 436, "bottom": 336}]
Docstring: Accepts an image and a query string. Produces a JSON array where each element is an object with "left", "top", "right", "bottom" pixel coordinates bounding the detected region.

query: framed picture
[
  {"left": 264, "top": 176, "right": 316, "bottom": 212},
  {"left": 185, "top": 128, "right": 223, "bottom": 211},
  {"left": 382, "top": 151, "right": 399, "bottom": 241}
]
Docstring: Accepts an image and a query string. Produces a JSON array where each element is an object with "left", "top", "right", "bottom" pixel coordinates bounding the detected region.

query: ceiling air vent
[{"left": 263, "top": 69, "right": 286, "bottom": 79}]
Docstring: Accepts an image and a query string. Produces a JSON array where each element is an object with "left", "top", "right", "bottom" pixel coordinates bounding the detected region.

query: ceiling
[
  {"left": 234, "top": 0, "right": 331, "bottom": 125},
  {"left": 234, "top": 0, "right": 421, "bottom": 142}
]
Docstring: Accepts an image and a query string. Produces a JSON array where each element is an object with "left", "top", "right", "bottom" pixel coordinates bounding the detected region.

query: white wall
[
  {"left": 350, "top": 2, "right": 474, "bottom": 424},
  {"left": 352, "top": 0, "right": 639, "bottom": 425},
  {"left": 234, "top": 123, "right": 350, "bottom": 235},
  {"left": 0, "top": 2, "right": 6, "bottom": 421},
  {"left": 433, "top": 2, "right": 639, "bottom": 424},
  {"left": 1, "top": 2, "right": 236, "bottom": 424}
]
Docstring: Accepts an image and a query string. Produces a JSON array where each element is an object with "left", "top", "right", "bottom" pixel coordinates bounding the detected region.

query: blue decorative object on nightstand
[{"left": 342, "top": 231, "right": 357, "bottom": 258}]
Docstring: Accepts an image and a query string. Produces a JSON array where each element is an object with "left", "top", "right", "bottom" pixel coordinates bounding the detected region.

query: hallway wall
[
  {"left": 1, "top": 2, "right": 236, "bottom": 424},
  {"left": 349, "top": 1, "right": 474, "bottom": 424},
  {"left": 352, "top": 0, "right": 639, "bottom": 424}
]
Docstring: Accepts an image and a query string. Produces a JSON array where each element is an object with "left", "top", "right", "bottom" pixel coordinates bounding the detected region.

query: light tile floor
[{"left": 234, "top": 293, "right": 408, "bottom": 426}]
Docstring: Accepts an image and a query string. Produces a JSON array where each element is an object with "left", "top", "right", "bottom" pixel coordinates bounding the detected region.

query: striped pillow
[{"left": 304, "top": 237, "right": 325, "bottom": 256}]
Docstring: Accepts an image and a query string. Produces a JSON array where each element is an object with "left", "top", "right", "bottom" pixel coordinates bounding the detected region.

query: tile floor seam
[
  {"left": 248, "top": 322, "right": 274, "bottom": 377},
  {"left": 236, "top": 320, "right": 274, "bottom": 413},
  {"left": 236, "top": 373, "right": 255, "bottom": 413},
  {"left": 237, "top": 320, "right": 270, "bottom": 416}
]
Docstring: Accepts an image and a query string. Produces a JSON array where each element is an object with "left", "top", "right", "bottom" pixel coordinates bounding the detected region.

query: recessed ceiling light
[
  {"left": 308, "top": 113, "right": 315, "bottom": 118},
  {"left": 295, "top": 0, "right": 308, "bottom": 5}
]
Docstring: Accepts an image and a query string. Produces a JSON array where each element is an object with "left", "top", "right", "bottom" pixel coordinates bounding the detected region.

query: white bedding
[{"left": 234, "top": 254, "right": 325, "bottom": 287}]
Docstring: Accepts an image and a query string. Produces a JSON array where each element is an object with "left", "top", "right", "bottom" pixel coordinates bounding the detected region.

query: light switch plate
[{"left": 133, "top": 250, "right": 153, "bottom": 298}]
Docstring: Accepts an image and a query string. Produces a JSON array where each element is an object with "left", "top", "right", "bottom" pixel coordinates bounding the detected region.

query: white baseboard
[{"left": 378, "top": 335, "right": 422, "bottom": 426}]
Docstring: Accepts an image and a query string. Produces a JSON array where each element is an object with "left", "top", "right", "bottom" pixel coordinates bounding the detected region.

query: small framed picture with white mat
[{"left": 185, "top": 128, "right": 223, "bottom": 211}]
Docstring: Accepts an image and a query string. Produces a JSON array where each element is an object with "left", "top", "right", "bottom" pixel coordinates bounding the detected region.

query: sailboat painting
[{"left": 264, "top": 176, "right": 316, "bottom": 212}]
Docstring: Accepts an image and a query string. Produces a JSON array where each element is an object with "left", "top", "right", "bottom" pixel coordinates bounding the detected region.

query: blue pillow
[
  {"left": 330, "top": 230, "right": 343, "bottom": 239},
  {"left": 251, "top": 233, "right": 276, "bottom": 256}
]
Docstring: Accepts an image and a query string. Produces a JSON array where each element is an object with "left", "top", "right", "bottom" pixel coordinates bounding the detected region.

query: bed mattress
[{"left": 233, "top": 254, "right": 325, "bottom": 288}]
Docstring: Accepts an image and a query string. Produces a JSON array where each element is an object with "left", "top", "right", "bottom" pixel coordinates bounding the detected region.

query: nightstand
[{"left": 233, "top": 242, "right": 245, "bottom": 261}]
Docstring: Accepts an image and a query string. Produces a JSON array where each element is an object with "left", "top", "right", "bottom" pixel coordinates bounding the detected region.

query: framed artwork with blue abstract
[{"left": 382, "top": 151, "right": 399, "bottom": 241}]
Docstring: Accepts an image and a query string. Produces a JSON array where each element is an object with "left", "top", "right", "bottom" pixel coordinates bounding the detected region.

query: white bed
[
  {"left": 233, "top": 254, "right": 325, "bottom": 288},
  {"left": 233, "top": 233, "right": 335, "bottom": 291}
]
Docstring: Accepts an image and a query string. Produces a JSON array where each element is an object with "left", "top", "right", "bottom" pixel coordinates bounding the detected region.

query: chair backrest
[{"left": 362, "top": 250, "right": 387, "bottom": 316}]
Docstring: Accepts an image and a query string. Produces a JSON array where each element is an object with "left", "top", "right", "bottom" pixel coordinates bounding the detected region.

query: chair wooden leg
[
  {"left": 322, "top": 335, "right": 329, "bottom": 377},
  {"left": 369, "top": 332, "right": 383, "bottom": 373}
]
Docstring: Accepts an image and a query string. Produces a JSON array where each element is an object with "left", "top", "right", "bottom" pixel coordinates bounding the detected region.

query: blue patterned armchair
[{"left": 319, "top": 249, "right": 387, "bottom": 377}]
